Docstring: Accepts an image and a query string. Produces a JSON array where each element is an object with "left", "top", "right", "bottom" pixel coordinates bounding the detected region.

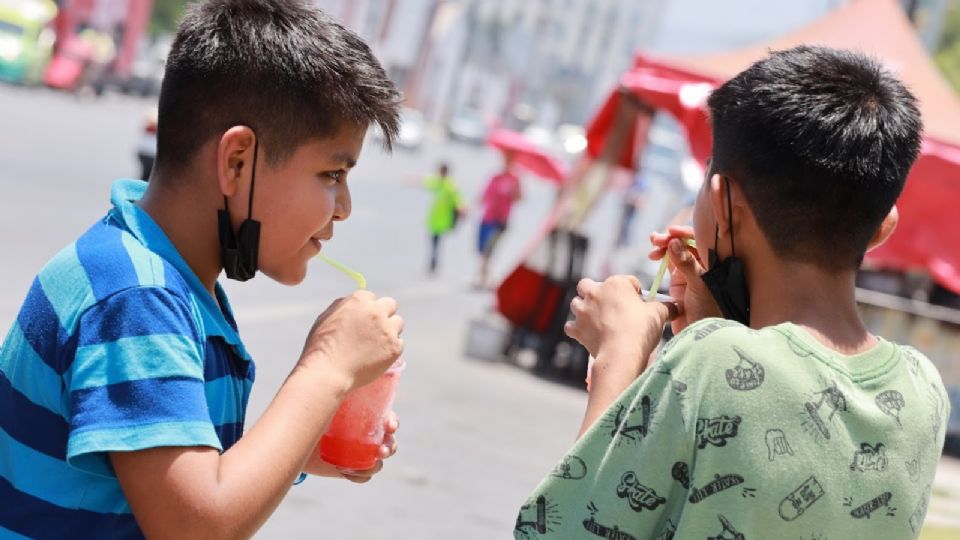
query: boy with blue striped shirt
[{"left": 0, "top": 1, "right": 405, "bottom": 538}]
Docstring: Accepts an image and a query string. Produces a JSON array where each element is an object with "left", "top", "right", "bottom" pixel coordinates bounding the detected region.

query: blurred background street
[{"left": 3, "top": 0, "right": 960, "bottom": 538}]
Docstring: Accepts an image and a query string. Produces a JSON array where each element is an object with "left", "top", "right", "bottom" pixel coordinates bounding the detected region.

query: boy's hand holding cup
[
  {"left": 566, "top": 276, "right": 677, "bottom": 391},
  {"left": 298, "top": 290, "right": 403, "bottom": 392},
  {"left": 300, "top": 255, "right": 405, "bottom": 478}
]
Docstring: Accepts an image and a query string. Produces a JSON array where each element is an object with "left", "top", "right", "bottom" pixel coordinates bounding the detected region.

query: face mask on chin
[
  {"left": 218, "top": 138, "right": 262, "bottom": 282},
  {"left": 700, "top": 177, "right": 751, "bottom": 325}
]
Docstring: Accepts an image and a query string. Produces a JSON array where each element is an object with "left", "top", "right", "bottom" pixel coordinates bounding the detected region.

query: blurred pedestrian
[
  {"left": 423, "top": 162, "right": 464, "bottom": 274},
  {"left": 136, "top": 109, "right": 158, "bottom": 180},
  {"left": 476, "top": 153, "right": 521, "bottom": 288},
  {"left": 615, "top": 173, "right": 646, "bottom": 248}
]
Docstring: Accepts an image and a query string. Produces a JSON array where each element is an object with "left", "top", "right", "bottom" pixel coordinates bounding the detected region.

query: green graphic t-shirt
[{"left": 515, "top": 318, "right": 949, "bottom": 540}]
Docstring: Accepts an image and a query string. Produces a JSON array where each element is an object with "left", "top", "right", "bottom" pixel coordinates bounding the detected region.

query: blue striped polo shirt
[{"left": 0, "top": 179, "right": 256, "bottom": 539}]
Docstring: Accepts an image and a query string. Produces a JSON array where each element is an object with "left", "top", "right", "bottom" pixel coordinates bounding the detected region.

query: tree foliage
[
  {"left": 149, "top": 0, "right": 188, "bottom": 38},
  {"left": 935, "top": 0, "right": 960, "bottom": 91}
]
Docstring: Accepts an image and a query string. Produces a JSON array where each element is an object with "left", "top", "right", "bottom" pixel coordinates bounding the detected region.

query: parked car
[
  {"left": 371, "top": 107, "right": 426, "bottom": 150},
  {"left": 447, "top": 108, "right": 488, "bottom": 145},
  {"left": 0, "top": 0, "right": 56, "bottom": 85},
  {"left": 121, "top": 36, "right": 170, "bottom": 97},
  {"left": 135, "top": 108, "right": 157, "bottom": 180},
  {"left": 395, "top": 107, "right": 426, "bottom": 150}
]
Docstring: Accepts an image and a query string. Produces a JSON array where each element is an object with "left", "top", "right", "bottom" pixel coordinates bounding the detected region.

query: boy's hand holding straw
[{"left": 649, "top": 226, "right": 721, "bottom": 335}]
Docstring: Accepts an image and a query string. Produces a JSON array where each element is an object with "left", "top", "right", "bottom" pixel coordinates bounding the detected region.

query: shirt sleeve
[
  {"left": 515, "top": 342, "right": 698, "bottom": 539},
  {"left": 65, "top": 286, "right": 221, "bottom": 477}
]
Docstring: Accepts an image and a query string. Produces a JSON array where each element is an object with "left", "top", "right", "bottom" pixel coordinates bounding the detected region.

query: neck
[
  {"left": 137, "top": 171, "right": 222, "bottom": 297},
  {"left": 747, "top": 256, "right": 876, "bottom": 355}
]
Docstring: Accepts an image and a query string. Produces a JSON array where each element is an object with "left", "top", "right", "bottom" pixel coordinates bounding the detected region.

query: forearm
[
  {"left": 119, "top": 364, "right": 352, "bottom": 540},
  {"left": 577, "top": 344, "right": 659, "bottom": 440},
  {"left": 212, "top": 365, "right": 351, "bottom": 537}
]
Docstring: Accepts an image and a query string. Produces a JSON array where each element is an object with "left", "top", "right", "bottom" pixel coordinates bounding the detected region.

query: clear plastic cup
[{"left": 317, "top": 357, "right": 404, "bottom": 469}]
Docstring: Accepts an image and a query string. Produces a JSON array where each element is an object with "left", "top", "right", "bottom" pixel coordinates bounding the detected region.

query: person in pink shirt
[{"left": 477, "top": 154, "right": 522, "bottom": 288}]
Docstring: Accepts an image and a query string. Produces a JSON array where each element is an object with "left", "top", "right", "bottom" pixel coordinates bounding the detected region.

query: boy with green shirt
[
  {"left": 423, "top": 163, "right": 464, "bottom": 274},
  {"left": 516, "top": 46, "right": 949, "bottom": 539}
]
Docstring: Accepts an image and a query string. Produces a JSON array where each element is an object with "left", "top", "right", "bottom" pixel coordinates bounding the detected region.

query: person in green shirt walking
[{"left": 424, "top": 163, "right": 464, "bottom": 274}]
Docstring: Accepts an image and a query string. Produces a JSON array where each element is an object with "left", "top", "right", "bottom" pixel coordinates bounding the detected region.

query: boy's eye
[{"left": 323, "top": 170, "right": 346, "bottom": 182}]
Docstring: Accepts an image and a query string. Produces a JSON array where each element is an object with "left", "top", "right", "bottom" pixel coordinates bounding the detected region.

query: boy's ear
[
  {"left": 867, "top": 205, "right": 899, "bottom": 252},
  {"left": 216, "top": 126, "right": 257, "bottom": 198},
  {"left": 707, "top": 173, "right": 738, "bottom": 238}
]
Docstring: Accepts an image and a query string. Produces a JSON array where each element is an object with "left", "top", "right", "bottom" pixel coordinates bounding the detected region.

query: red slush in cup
[
  {"left": 313, "top": 253, "right": 403, "bottom": 469},
  {"left": 317, "top": 357, "right": 404, "bottom": 469}
]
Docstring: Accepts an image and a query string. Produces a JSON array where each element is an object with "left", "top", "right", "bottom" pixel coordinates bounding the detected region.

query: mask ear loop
[
  {"left": 725, "top": 177, "right": 735, "bottom": 257},
  {"left": 221, "top": 137, "right": 260, "bottom": 223},
  {"left": 247, "top": 138, "right": 259, "bottom": 220}
]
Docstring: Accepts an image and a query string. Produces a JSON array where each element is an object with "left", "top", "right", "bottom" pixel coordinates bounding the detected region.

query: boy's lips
[{"left": 310, "top": 234, "right": 332, "bottom": 251}]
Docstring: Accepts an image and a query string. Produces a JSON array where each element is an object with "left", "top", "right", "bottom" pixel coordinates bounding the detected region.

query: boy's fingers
[
  {"left": 650, "top": 231, "right": 670, "bottom": 247},
  {"left": 649, "top": 246, "right": 667, "bottom": 261},
  {"left": 669, "top": 238, "right": 704, "bottom": 279},
  {"left": 667, "top": 225, "right": 695, "bottom": 237},
  {"left": 388, "top": 411, "right": 399, "bottom": 431},
  {"left": 389, "top": 314, "right": 405, "bottom": 337},
  {"left": 624, "top": 275, "right": 642, "bottom": 291},
  {"left": 570, "top": 297, "right": 585, "bottom": 316},
  {"left": 376, "top": 296, "right": 398, "bottom": 316},
  {"left": 576, "top": 278, "right": 599, "bottom": 299},
  {"left": 379, "top": 435, "right": 397, "bottom": 458},
  {"left": 563, "top": 320, "right": 579, "bottom": 341},
  {"left": 658, "top": 301, "right": 681, "bottom": 322}
]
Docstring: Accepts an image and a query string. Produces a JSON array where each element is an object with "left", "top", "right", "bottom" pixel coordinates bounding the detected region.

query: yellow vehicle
[{"left": 0, "top": 0, "right": 56, "bottom": 85}]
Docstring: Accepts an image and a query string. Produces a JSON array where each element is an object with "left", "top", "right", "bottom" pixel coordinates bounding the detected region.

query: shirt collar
[{"left": 109, "top": 178, "right": 251, "bottom": 361}]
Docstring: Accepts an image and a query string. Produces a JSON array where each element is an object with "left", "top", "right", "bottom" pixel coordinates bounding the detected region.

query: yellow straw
[
  {"left": 317, "top": 253, "right": 367, "bottom": 290},
  {"left": 646, "top": 238, "right": 697, "bottom": 301}
]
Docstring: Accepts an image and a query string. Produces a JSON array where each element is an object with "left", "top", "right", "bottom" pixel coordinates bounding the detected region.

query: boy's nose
[{"left": 333, "top": 185, "right": 352, "bottom": 221}]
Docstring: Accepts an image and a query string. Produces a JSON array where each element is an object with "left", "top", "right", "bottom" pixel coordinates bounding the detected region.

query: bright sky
[{"left": 649, "top": 0, "right": 840, "bottom": 55}]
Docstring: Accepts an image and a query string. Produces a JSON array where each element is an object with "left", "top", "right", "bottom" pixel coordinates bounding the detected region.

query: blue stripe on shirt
[
  {"left": 72, "top": 334, "right": 204, "bottom": 391},
  {"left": 69, "top": 376, "right": 210, "bottom": 434},
  {"left": 36, "top": 243, "right": 96, "bottom": 334},
  {"left": 0, "top": 427, "right": 127, "bottom": 514},
  {"left": 75, "top": 225, "right": 141, "bottom": 302},
  {"left": 16, "top": 278, "right": 70, "bottom": 375},
  {"left": 214, "top": 422, "right": 243, "bottom": 449},
  {"left": 75, "top": 287, "right": 199, "bottom": 347},
  {"left": 1, "top": 322, "right": 66, "bottom": 418},
  {"left": 0, "top": 370, "right": 68, "bottom": 460},
  {"left": 204, "top": 376, "right": 245, "bottom": 426},
  {"left": 120, "top": 233, "right": 165, "bottom": 288},
  {"left": 0, "top": 474, "right": 142, "bottom": 540},
  {"left": 203, "top": 338, "right": 252, "bottom": 382}
]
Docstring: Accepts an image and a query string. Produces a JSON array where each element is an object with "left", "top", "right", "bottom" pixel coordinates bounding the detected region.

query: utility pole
[
  {"left": 906, "top": 0, "right": 920, "bottom": 22},
  {"left": 442, "top": 0, "right": 478, "bottom": 125},
  {"left": 405, "top": 0, "right": 442, "bottom": 108}
]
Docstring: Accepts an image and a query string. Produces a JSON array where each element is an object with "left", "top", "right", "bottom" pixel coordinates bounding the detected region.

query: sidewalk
[{"left": 923, "top": 455, "right": 960, "bottom": 538}]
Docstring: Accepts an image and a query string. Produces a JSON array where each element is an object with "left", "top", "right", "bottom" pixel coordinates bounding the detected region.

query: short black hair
[
  {"left": 155, "top": 0, "right": 401, "bottom": 175},
  {"left": 707, "top": 45, "right": 922, "bottom": 270}
]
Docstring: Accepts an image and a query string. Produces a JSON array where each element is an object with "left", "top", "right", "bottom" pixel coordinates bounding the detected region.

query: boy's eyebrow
[{"left": 331, "top": 151, "right": 358, "bottom": 169}]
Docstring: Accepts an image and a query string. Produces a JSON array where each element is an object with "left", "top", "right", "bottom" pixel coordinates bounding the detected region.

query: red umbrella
[{"left": 486, "top": 129, "right": 569, "bottom": 184}]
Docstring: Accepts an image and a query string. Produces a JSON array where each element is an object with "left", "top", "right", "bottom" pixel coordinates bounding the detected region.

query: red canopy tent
[{"left": 586, "top": 0, "right": 960, "bottom": 294}]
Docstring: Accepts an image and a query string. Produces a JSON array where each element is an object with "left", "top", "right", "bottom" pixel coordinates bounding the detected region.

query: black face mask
[
  {"left": 218, "top": 139, "right": 261, "bottom": 281},
  {"left": 700, "top": 179, "right": 750, "bottom": 325}
]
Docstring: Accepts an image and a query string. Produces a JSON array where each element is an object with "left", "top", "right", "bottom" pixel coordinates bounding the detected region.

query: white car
[{"left": 371, "top": 107, "right": 425, "bottom": 150}]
